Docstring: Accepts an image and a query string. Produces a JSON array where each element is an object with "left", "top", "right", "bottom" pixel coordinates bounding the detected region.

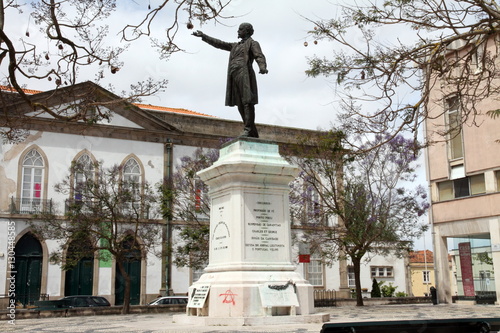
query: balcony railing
[
  {"left": 65, "top": 199, "right": 152, "bottom": 219},
  {"left": 8, "top": 197, "right": 153, "bottom": 219},
  {"left": 10, "top": 197, "right": 54, "bottom": 215}
]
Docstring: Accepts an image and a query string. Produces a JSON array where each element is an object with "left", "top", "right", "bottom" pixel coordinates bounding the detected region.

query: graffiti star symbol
[{"left": 219, "top": 289, "right": 237, "bottom": 305}]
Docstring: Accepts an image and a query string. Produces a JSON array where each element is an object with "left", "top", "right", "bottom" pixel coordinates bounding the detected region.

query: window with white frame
[
  {"left": 123, "top": 158, "right": 141, "bottom": 184},
  {"left": 21, "top": 149, "right": 44, "bottom": 212},
  {"left": 123, "top": 158, "right": 141, "bottom": 214},
  {"left": 74, "top": 153, "right": 94, "bottom": 201},
  {"left": 472, "top": 41, "right": 485, "bottom": 73},
  {"left": 495, "top": 171, "right": 500, "bottom": 191},
  {"left": 446, "top": 96, "right": 463, "bottom": 160},
  {"left": 307, "top": 253, "right": 324, "bottom": 286},
  {"left": 437, "top": 174, "right": 486, "bottom": 201},
  {"left": 191, "top": 177, "right": 210, "bottom": 220},
  {"left": 370, "top": 266, "right": 393, "bottom": 278},
  {"left": 347, "top": 266, "right": 356, "bottom": 287},
  {"left": 305, "top": 181, "right": 322, "bottom": 225},
  {"left": 423, "top": 270, "right": 431, "bottom": 284}
]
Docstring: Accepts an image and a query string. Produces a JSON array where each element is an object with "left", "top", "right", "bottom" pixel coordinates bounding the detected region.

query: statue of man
[{"left": 193, "top": 23, "right": 268, "bottom": 138}]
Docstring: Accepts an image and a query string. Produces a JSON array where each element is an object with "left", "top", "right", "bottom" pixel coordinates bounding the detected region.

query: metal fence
[
  {"left": 314, "top": 289, "right": 337, "bottom": 307},
  {"left": 65, "top": 199, "right": 152, "bottom": 219},
  {"left": 10, "top": 197, "right": 54, "bottom": 215},
  {"left": 453, "top": 291, "right": 497, "bottom": 305}
]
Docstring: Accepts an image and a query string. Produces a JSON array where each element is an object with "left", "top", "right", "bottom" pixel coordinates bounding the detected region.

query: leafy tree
[
  {"left": 31, "top": 161, "right": 162, "bottom": 314},
  {"left": 371, "top": 278, "right": 381, "bottom": 298},
  {"left": 476, "top": 251, "right": 494, "bottom": 266},
  {"left": 380, "top": 282, "right": 397, "bottom": 298},
  {"left": 287, "top": 130, "right": 429, "bottom": 306},
  {"left": 305, "top": 1, "right": 500, "bottom": 150},
  {"left": 170, "top": 144, "right": 323, "bottom": 272},
  {"left": 167, "top": 147, "right": 219, "bottom": 270},
  {"left": 0, "top": 0, "right": 233, "bottom": 142}
]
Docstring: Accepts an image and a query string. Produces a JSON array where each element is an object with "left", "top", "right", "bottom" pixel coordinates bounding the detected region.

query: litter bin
[{"left": 430, "top": 286, "right": 438, "bottom": 305}]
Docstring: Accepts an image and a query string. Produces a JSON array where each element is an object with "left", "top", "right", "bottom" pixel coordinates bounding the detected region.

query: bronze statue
[{"left": 193, "top": 23, "right": 268, "bottom": 138}]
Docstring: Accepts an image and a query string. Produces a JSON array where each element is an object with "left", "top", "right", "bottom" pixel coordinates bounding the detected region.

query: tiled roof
[
  {"left": 0, "top": 85, "right": 215, "bottom": 118},
  {"left": 0, "top": 85, "right": 43, "bottom": 95},
  {"left": 134, "top": 103, "right": 216, "bottom": 118},
  {"left": 409, "top": 250, "right": 434, "bottom": 263}
]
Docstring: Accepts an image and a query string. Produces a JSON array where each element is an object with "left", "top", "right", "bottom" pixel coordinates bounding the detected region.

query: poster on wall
[{"left": 458, "top": 242, "right": 475, "bottom": 297}]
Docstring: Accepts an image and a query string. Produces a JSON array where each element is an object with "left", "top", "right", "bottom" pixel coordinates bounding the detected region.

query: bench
[{"left": 320, "top": 318, "right": 500, "bottom": 333}]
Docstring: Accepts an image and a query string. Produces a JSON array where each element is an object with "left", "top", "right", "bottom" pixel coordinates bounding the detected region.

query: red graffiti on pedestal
[{"left": 219, "top": 290, "right": 237, "bottom": 305}]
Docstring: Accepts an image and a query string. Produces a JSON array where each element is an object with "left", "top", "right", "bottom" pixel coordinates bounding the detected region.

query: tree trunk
[
  {"left": 352, "top": 256, "right": 364, "bottom": 306},
  {"left": 116, "top": 260, "right": 131, "bottom": 314}
]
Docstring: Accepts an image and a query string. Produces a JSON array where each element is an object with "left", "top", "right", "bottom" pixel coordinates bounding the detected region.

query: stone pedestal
[{"left": 175, "top": 138, "right": 327, "bottom": 326}]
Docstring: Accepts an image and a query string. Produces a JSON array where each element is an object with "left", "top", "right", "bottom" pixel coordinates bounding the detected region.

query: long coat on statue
[{"left": 201, "top": 35, "right": 267, "bottom": 107}]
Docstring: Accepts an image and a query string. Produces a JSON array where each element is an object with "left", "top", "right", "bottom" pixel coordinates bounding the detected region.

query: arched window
[
  {"left": 21, "top": 149, "right": 45, "bottom": 213},
  {"left": 74, "top": 153, "right": 94, "bottom": 201},
  {"left": 122, "top": 157, "right": 142, "bottom": 215},
  {"left": 123, "top": 158, "right": 141, "bottom": 184}
]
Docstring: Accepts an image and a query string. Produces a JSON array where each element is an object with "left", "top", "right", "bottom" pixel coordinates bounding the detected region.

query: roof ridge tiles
[{"left": 0, "top": 85, "right": 215, "bottom": 118}]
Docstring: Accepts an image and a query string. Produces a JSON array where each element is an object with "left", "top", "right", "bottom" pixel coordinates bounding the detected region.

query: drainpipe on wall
[
  {"left": 423, "top": 113, "right": 439, "bottom": 302},
  {"left": 160, "top": 140, "right": 174, "bottom": 296}
]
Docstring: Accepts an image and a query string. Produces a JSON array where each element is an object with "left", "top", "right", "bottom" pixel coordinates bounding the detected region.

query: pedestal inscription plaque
[
  {"left": 258, "top": 283, "right": 299, "bottom": 307},
  {"left": 244, "top": 192, "right": 287, "bottom": 262},
  {"left": 210, "top": 194, "right": 231, "bottom": 263}
]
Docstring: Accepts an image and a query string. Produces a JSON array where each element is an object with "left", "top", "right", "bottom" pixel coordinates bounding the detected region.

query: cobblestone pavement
[{"left": 1, "top": 304, "right": 499, "bottom": 333}]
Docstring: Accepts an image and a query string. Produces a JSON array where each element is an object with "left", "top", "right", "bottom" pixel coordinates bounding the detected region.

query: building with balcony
[{"left": 1, "top": 82, "right": 410, "bottom": 307}]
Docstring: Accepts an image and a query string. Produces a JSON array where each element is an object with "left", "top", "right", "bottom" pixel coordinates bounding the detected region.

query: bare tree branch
[
  {"left": 0, "top": 0, "right": 233, "bottom": 142},
  {"left": 305, "top": 0, "right": 500, "bottom": 151}
]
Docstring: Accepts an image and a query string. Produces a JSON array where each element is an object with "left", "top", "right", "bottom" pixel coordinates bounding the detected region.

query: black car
[{"left": 59, "top": 296, "right": 111, "bottom": 308}]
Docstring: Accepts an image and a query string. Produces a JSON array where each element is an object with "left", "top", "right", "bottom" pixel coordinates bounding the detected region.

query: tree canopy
[
  {"left": 32, "top": 160, "right": 162, "bottom": 314},
  {"left": 167, "top": 147, "right": 218, "bottom": 270},
  {"left": 287, "top": 131, "right": 429, "bottom": 306},
  {"left": 0, "top": 0, "right": 232, "bottom": 142},
  {"left": 305, "top": 0, "right": 500, "bottom": 150}
]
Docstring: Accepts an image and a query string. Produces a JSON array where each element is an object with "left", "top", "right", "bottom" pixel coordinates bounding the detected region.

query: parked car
[
  {"left": 148, "top": 296, "right": 188, "bottom": 306},
  {"left": 59, "top": 295, "right": 111, "bottom": 308}
]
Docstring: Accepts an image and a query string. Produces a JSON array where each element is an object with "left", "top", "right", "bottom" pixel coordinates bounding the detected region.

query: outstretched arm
[
  {"left": 192, "top": 30, "right": 204, "bottom": 38},
  {"left": 192, "top": 30, "right": 232, "bottom": 51},
  {"left": 251, "top": 41, "right": 268, "bottom": 74}
]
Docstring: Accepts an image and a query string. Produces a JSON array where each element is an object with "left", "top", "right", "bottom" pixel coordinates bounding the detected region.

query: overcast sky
[
  {"left": 115, "top": 0, "right": 341, "bottom": 131},
  {"left": 9, "top": 0, "right": 432, "bottom": 250},
  {"left": 6, "top": 0, "right": 340, "bottom": 130}
]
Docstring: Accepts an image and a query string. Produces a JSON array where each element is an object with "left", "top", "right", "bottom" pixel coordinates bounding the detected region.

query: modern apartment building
[{"left": 424, "top": 36, "right": 500, "bottom": 304}]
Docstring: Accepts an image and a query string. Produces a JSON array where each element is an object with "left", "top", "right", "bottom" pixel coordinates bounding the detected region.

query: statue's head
[{"left": 238, "top": 23, "right": 254, "bottom": 39}]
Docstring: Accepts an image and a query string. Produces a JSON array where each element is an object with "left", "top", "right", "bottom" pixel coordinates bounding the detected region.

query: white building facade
[{"left": 1, "top": 82, "right": 409, "bottom": 307}]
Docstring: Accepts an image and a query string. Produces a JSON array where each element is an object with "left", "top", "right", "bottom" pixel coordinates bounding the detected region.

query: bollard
[{"left": 430, "top": 286, "right": 438, "bottom": 305}]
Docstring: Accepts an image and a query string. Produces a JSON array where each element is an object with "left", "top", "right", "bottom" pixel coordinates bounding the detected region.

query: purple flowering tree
[
  {"left": 32, "top": 162, "right": 161, "bottom": 314},
  {"left": 166, "top": 147, "right": 219, "bottom": 270},
  {"left": 287, "top": 131, "right": 429, "bottom": 306}
]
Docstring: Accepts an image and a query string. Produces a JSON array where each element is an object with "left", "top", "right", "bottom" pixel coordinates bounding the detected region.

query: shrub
[
  {"left": 380, "top": 282, "right": 397, "bottom": 297},
  {"left": 371, "top": 278, "right": 381, "bottom": 297}
]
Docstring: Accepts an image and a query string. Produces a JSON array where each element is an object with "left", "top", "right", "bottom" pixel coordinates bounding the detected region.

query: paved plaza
[{"left": 1, "top": 304, "right": 499, "bottom": 333}]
